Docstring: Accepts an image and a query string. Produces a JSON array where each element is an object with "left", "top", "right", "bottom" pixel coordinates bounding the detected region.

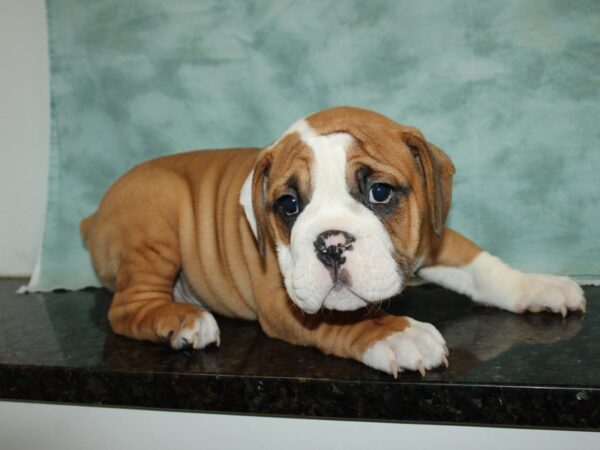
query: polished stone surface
[{"left": 1, "top": 279, "right": 598, "bottom": 428}]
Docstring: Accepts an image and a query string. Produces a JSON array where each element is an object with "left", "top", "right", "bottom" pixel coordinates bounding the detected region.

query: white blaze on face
[{"left": 275, "top": 120, "right": 403, "bottom": 313}]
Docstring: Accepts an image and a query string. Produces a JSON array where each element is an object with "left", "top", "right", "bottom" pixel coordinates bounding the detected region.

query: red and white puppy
[{"left": 81, "top": 107, "right": 586, "bottom": 377}]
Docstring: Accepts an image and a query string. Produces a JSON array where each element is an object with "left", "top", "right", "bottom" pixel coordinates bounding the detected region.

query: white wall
[
  {"left": 2, "top": 401, "right": 599, "bottom": 450},
  {"left": 0, "top": 0, "right": 49, "bottom": 276}
]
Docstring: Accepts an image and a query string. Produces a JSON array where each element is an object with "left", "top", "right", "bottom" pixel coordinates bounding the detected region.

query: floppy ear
[
  {"left": 240, "top": 149, "right": 273, "bottom": 257},
  {"left": 426, "top": 140, "right": 455, "bottom": 227},
  {"left": 402, "top": 129, "right": 446, "bottom": 236}
]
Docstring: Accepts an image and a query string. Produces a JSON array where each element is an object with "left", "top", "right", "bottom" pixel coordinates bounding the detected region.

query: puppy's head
[{"left": 240, "top": 107, "right": 454, "bottom": 314}]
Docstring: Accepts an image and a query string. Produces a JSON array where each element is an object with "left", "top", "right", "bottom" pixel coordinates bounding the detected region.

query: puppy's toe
[
  {"left": 520, "top": 274, "right": 586, "bottom": 316},
  {"left": 362, "top": 318, "right": 448, "bottom": 377},
  {"left": 170, "top": 310, "right": 221, "bottom": 350}
]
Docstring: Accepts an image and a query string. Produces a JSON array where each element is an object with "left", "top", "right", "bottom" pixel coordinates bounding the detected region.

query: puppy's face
[{"left": 241, "top": 107, "right": 453, "bottom": 314}]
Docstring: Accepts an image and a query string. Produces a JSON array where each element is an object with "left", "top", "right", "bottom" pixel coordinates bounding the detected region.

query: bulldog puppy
[{"left": 81, "top": 106, "right": 586, "bottom": 377}]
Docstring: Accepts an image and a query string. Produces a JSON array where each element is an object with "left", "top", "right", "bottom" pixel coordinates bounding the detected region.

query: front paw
[
  {"left": 362, "top": 318, "right": 448, "bottom": 378},
  {"left": 157, "top": 308, "right": 221, "bottom": 350},
  {"left": 517, "top": 274, "right": 586, "bottom": 317}
]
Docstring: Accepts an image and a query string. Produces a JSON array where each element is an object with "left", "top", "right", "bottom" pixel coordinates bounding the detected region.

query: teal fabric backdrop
[{"left": 26, "top": 0, "right": 600, "bottom": 291}]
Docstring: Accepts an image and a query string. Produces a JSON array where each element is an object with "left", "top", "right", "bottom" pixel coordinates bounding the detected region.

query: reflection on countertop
[{"left": 0, "top": 279, "right": 597, "bottom": 428}]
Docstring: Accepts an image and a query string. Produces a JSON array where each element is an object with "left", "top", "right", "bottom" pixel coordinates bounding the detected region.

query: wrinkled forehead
[
  {"left": 268, "top": 120, "right": 358, "bottom": 193},
  {"left": 267, "top": 129, "right": 314, "bottom": 199},
  {"left": 268, "top": 117, "right": 415, "bottom": 194}
]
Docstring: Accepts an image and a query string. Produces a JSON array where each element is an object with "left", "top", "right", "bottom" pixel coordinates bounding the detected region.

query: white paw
[
  {"left": 362, "top": 318, "right": 448, "bottom": 377},
  {"left": 170, "top": 311, "right": 221, "bottom": 350},
  {"left": 517, "top": 274, "right": 586, "bottom": 317}
]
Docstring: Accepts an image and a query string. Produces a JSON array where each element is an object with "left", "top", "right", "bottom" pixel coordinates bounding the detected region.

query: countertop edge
[{"left": 1, "top": 364, "right": 598, "bottom": 429}]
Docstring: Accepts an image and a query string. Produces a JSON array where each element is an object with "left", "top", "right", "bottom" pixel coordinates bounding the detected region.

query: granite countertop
[{"left": 0, "top": 278, "right": 598, "bottom": 429}]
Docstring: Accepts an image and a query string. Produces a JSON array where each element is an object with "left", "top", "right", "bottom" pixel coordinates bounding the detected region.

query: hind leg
[{"left": 108, "top": 242, "right": 220, "bottom": 350}]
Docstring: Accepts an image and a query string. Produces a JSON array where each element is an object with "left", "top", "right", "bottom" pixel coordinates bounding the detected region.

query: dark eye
[
  {"left": 276, "top": 194, "right": 300, "bottom": 216},
  {"left": 369, "top": 183, "right": 394, "bottom": 204}
]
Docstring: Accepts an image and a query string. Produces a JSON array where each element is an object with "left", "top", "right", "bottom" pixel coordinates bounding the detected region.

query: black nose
[{"left": 314, "top": 230, "right": 356, "bottom": 269}]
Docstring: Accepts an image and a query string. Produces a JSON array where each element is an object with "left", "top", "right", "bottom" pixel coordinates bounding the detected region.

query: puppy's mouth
[
  {"left": 321, "top": 282, "right": 372, "bottom": 311},
  {"left": 283, "top": 239, "right": 406, "bottom": 314},
  {"left": 330, "top": 267, "right": 352, "bottom": 288}
]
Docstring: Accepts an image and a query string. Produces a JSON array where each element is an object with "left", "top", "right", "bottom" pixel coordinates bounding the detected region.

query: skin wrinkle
[
  {"left": 351, "top": 165, "right": 410, "bottom": 218},
  {"left": 222, "top": 161, "right": 256, "bottom": 311},
  {"left": 271, "top": 177, "right": 303, "bottom": 231},
  {"left": 180, "top": 155, "right": 222, "bottom": 308},
  {"left": 328, "top": 282, "right": 370, "bottom": 307},
  {"left": 178, "top": 150, "right": 261, "bottom": 319},
  {"left": 345, "top": 141, "right": 421, "bottom": 280},
  {"left": 266, "top": 136, "right": 313, "bottom": 247},
  {"left": 217, "top": 156, "right": 239, "bottom": 275}
]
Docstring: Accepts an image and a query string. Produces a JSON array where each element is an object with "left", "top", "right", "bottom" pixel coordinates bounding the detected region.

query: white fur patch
[
  {"left": 169, "top": 310, "right": 220, "bottom": 350},
  {"left": 419, "top": 251, "right": 586, "bottom": 316},
  {"left": 173, "top": 271, "right": 206, "bottom": 309},
  {"left": 239, "top": 117, "right": 317, "bottom": 241},
  {"left": 362, "top": 318, "right": 448, "bottom": 376},
  {"left": 276, "top": 120, "right": 403, "bottom": 313},
  {"left": 239, "top": 170, "right": 257, "bottom": 238},
  {"left": 172, "top": 273, "right": 220, "bottom": 349}
]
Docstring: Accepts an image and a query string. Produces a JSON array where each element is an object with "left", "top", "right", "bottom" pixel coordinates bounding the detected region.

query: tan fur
[
  {"left": 252, "top": 133, "right": 313, "bottom": 249},
  {"left": 82, "top": 107, "right": 478, "bottom": 369}
]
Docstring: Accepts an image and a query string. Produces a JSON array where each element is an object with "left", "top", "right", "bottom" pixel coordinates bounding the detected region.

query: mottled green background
[{"left": 29, "top": 0, "right": 600, "bottom": 290}]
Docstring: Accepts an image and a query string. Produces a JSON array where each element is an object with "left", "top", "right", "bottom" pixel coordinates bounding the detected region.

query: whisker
[{"left": 337, "top": 282, "right": 370, "bottom": 306}]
